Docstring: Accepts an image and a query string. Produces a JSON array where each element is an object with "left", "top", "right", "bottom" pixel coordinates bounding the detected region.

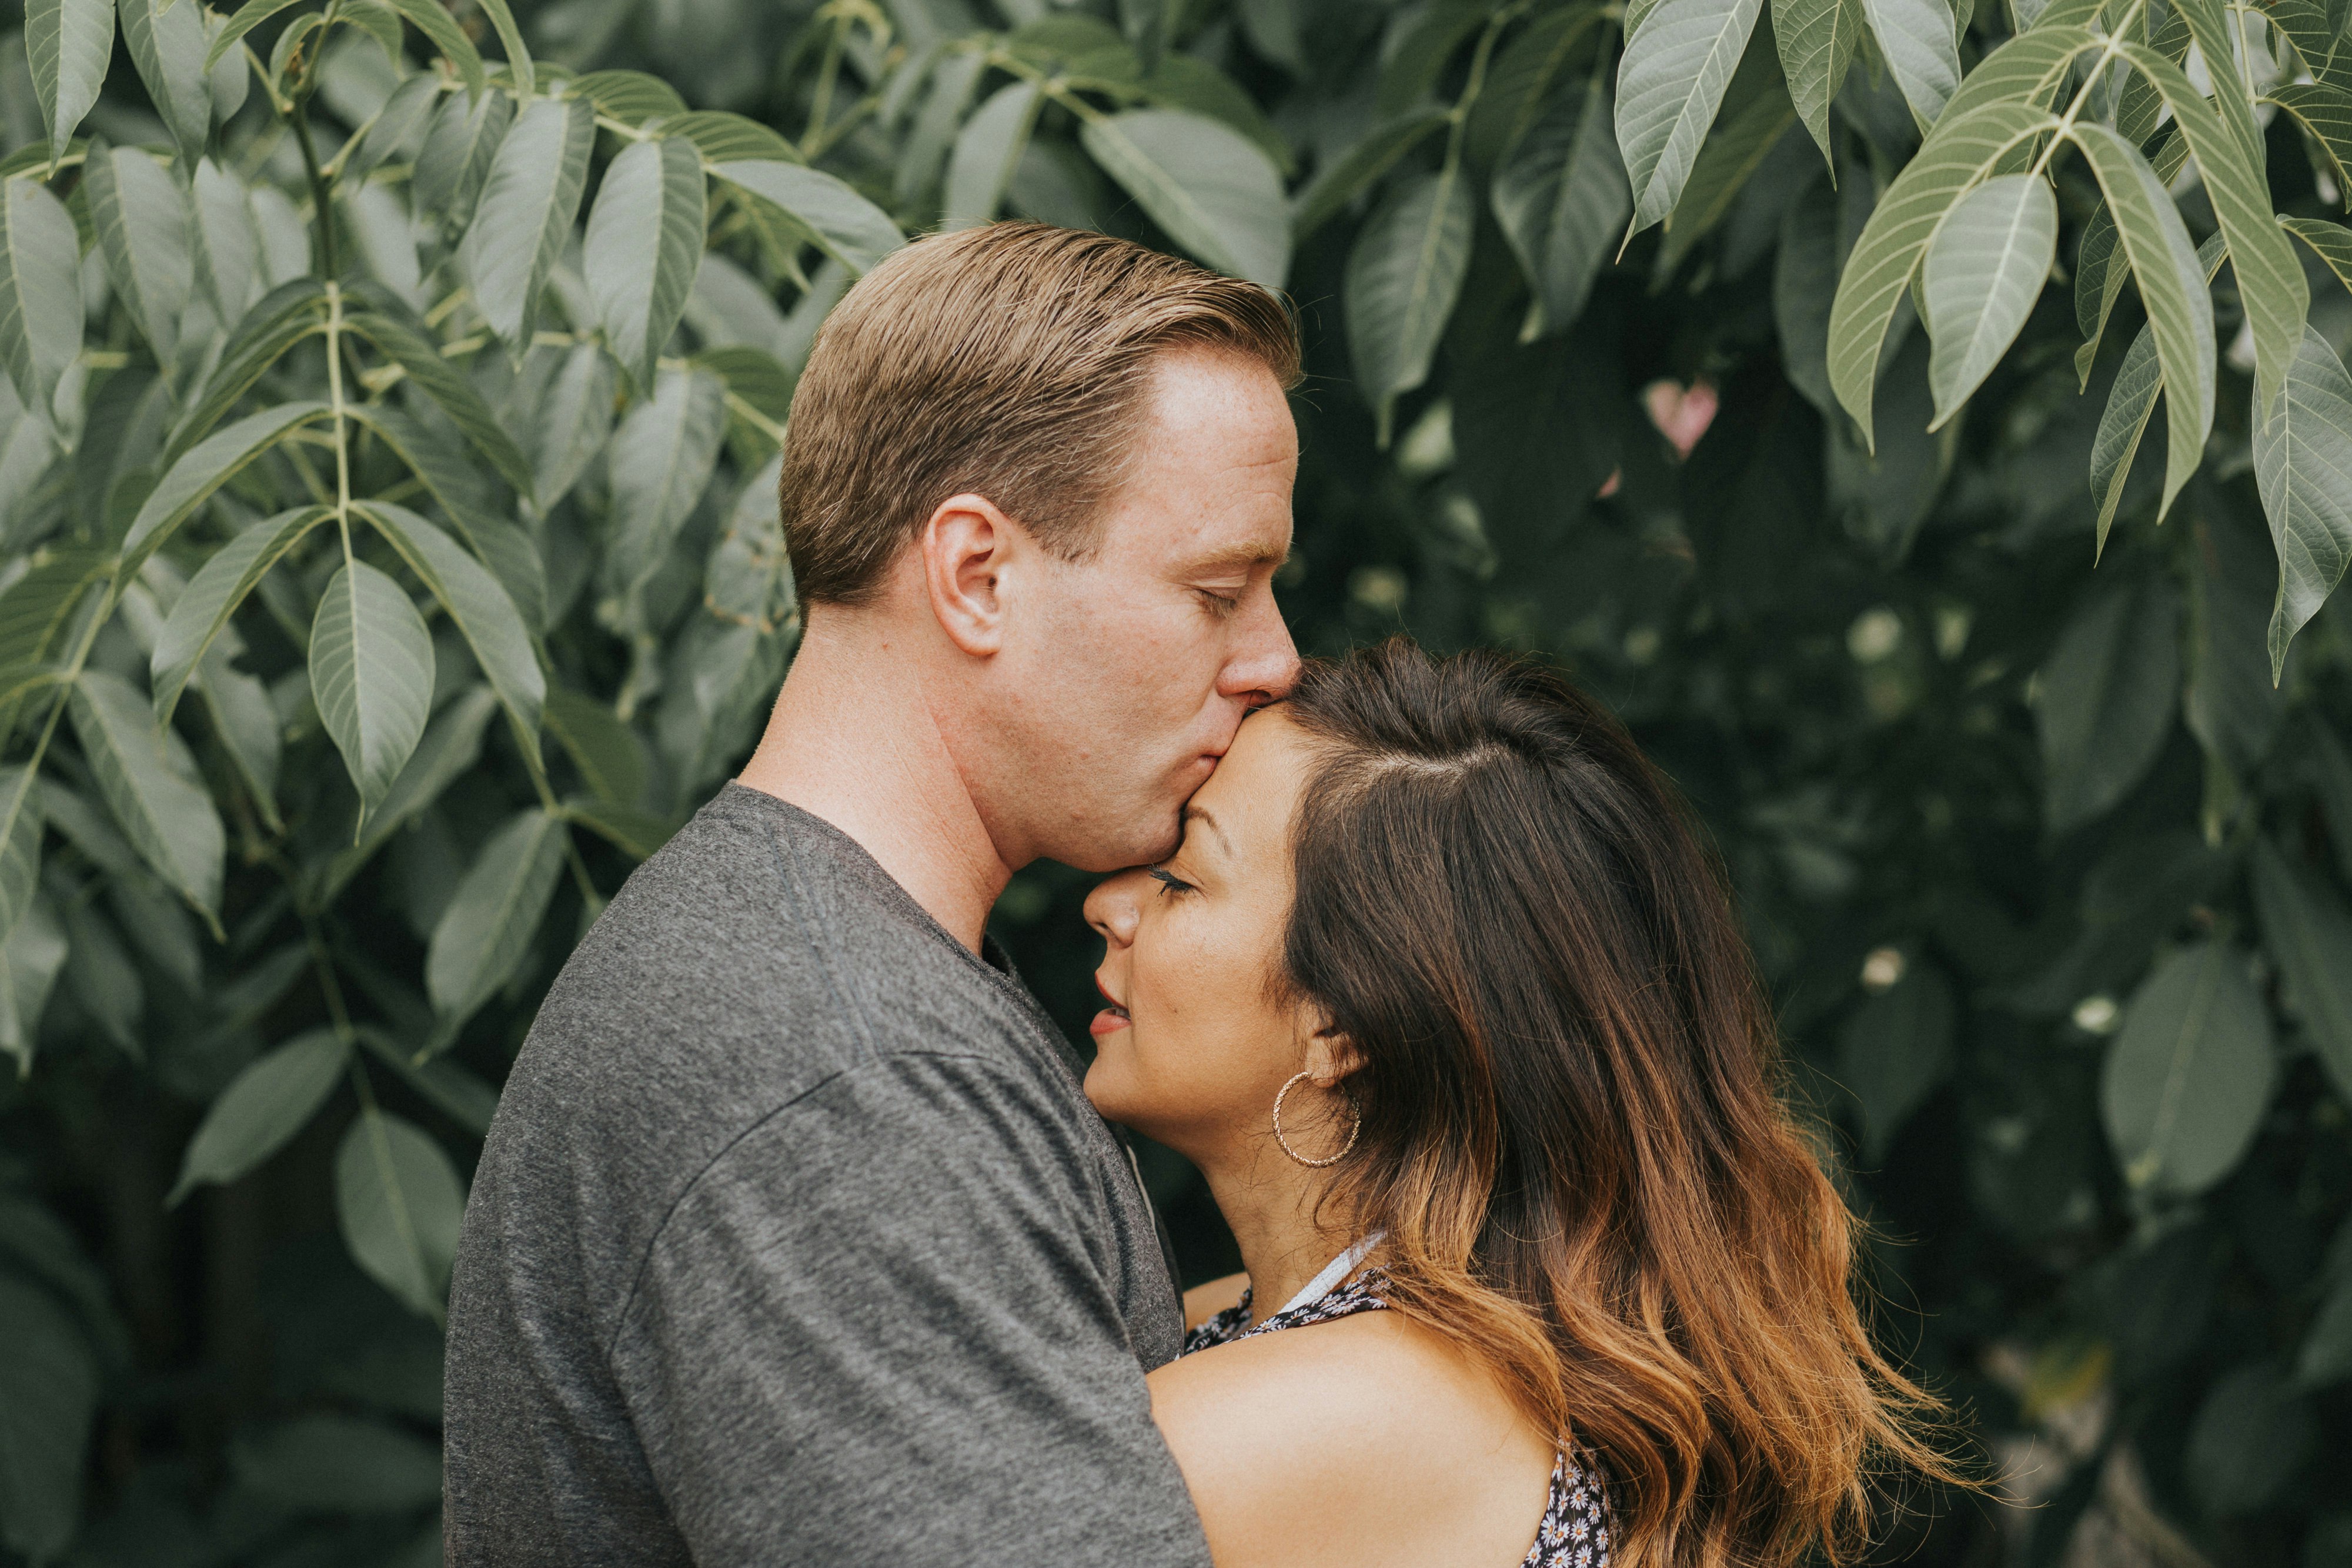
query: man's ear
[{"left": 919, "top": 492, "right": 1020, "bottom": 657}]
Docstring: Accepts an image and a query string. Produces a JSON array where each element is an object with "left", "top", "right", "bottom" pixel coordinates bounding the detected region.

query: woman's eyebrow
[{"left": 1183, "top": 804, "right": 1235, "bottom": 860}]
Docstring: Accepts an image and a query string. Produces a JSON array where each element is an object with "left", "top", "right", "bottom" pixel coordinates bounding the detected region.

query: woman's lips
[{"left": 1089, "top": 1008, "right": 1130, "bottom": 1037}]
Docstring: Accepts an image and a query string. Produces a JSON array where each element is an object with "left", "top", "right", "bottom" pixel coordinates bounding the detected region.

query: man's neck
[{"left": 736, "top": 613, "right": 1013, "bottom": 951}]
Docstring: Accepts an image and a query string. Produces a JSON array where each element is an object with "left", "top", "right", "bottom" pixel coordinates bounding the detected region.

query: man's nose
[
  {"left": 1083, "top": 872, "right": 1144, "bottom": 947},
  {"left": 1218, "top": 590, "right": 1300, "bottom": 705}
]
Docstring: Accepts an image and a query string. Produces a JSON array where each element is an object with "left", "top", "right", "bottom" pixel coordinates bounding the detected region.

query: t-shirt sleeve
[{"left": 607, "top": 1050, "right": 1212, "bottom": 1567}]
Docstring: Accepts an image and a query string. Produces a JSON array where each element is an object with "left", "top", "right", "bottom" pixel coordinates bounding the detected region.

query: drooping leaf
[
  {"left": 1922, "top": 173, "right": 2055, "bottom": 426},
  {"left": 2183, "top": 506, "right": 2287, "bottom": 772},
  {"left": 1468, "top": 4, "right": 1612, "bottom": 169},
  {"left": 2253, "top": 323, "right": 2352, "bottom": 680},
  {"left": 944, "top": 82, "right": 1044, "bottom": 230},
  {"left": 710, "top": 159, "right": 906, "bottom": 278},
  {"left": 1074, "top": 109, "right": 1291, "bottom": 288},
  {"left": 1826, "top": 99, "right": 2053, "bottom": 447},
  {"left": 84, "top": 145, "right": 194, "bottom": 372},
  {"left": 1347, "top": 166, "right": 1476, "bottom": 444},
  {"left": 1862, "top": 0, "right": 1962, "bottom": 127},
  {"left": 1376, "top": 0, "right": 1493, "bottom": 114},
  {"left": 531, "top": 340, "right": 616, "bottom": 514},
  {"left": 2266, "top": 82, "right": 2352, "bottom": 208},
  {"left": 471, "top": 0, "right": 533, "bottom": 98},
  {"left": 336, "top": 1108, "right": 466, "bottom": 1322},
  {"left": 24, "top": 0, "right": 113, "bottom": 164},
  {"left": 190, "top": 156, "right": 260, "bottom": 322},
  {"left": 897, "top": 48, "right": 986, "bottom": 206},
  {"left": 341, "top": 71, "right": 442, "bottom": 192},
  {"left": 198, "top": 644, "right": 281, "bottom": 830},
  {"left": 0, "top": 175, "right": 83, "bottom": 427},
  {"left": 605, "top": 366, "right": 727, "bottom": 599},
  {"left": 570, "top": 69, "right": 689, "bottom": 128},
  {"left": 124, "top": 401, "right": 330, "bottom": 573},
  {"left": 2089, "top": 323, "right": 2163, "bottom": 553},
  {"left": 357, "top": 500, "right": 544, "bottom": 749},
  {"left": 310, "top": 561, "right": 436, "bottom": 817},
  {"left": 1294, "top": 108, "right": 1452, "bottom": 240},
  {"left": 1494, "top": 81, "right": 1630, "bottom": 336},
  {"left": 2073, "top": 202, "right": 2130, "bottom": 389},
  {"left": 321, "top": 685, "right": 497, "bottom": 900},
  {"left": 2068, "top": 123, "right": 2215, "bottom": 520},
  {"left": 1653, "top": 34, "right": 1798, "bottom": 277},
  {"left": 118, "top": 0, "right": 212, "bottom": 169},
  {"left": 165, "top": 279, "right": 330, "bottom": 463},
  {"left": 1775, "top": 0, "right": 1864, "bottom": 164},
  {"left": 345, "top": 286, "right": 535, "bottom": 499},
  {"left": 1615, "top": 0, "right": 1766, "bottom": 232},
  {"left": 544, "top": 684, "right": 646, "bottom": 809},
  {"left": 2117, "top": 41, "right": 2307, "bottom": 418},
  {"left": 2283, "top": 214, "right": 2352, "bottom": 297},
  {"left": 424, "top": 807, "right": 567, "bottom": 1029},
  {"left": 460, "top": 96, "right": 594, "bottom": 349},
  {"left": 2251, "top": 837, "right": 2352, "bottom": 1103},
  {"left": 663, "top": 111, "right": 801, "bottom": 166},
  {"left": 0, "top": 1272, "right": 97, "bottom": 1562},
  {"left": 2036, "top": 573, "right": 2181, "bottom": 835},
  {"left": 584, "top": 136, "right": 709, "bottom": 393},
  {"left": 68, "top": 669, "right": 226, "bottom": 922},
  {"left": 1839, "top": 961, "right": 1956, "bottom": 1158},
  {"left": 414, "top": 86, "right": 513, "bottom": 248},
  {"left": 166, "top": 1029, "right": 347, "bottom": 1205},
  {"left": 151, "top": 504, "right": 331, "bottom": 722},
  {"left": 0, "top": 768, "right": 43, "bottom": 944},
  {"left": 2103, "top": 941, "right": 2277, "bottom": 1196},
  {"left": 387, "top": 0, "right": 487, "bottom": 97},
  {"left": 340, "top": 402, "right": 546, "bottom": 630}
]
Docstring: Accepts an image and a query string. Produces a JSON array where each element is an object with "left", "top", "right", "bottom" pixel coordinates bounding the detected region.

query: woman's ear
[{"left": 1301, "top": 1017, "right": 1365, "bottom": 1088}]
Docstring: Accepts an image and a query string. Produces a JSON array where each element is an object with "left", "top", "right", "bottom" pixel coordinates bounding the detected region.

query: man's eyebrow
[
  {"left": 1182, "top": 541, "right": 1288, "bottom": 575},
  {"left": 1183, "top": 804, "right": 1236, "bottom": 859}
]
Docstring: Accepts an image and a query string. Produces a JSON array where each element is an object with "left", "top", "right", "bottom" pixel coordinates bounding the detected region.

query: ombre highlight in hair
[{"left": 1280, "top": 639, "right": 1962, "bottom": 1568}]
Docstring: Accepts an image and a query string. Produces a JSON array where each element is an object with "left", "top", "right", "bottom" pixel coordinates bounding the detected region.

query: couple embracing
[{"left": 439, "top": 222, "right": 1953, "bottom": 1567}]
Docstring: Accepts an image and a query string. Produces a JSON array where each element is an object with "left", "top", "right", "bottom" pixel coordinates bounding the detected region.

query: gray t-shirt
[{"left": 443, "top": 784, "right": 1210, "bottom": 1566}]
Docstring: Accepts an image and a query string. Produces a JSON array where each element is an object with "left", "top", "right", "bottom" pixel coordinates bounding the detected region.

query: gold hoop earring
[{"left": 1272, "top": 1071, "right": 1361, "bottom": 1168}]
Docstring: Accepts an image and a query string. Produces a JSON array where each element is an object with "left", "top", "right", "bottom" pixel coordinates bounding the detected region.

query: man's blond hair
[{"left": 777, "top": 222, "right": 1301, "bottom": 607}]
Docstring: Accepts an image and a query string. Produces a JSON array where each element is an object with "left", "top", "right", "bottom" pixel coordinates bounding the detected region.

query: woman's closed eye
[{"left": 1148, "top": 867, "right": 1196, "bottom": 897}]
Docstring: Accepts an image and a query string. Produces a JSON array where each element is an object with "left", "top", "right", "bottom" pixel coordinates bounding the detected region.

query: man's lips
[{"left": 1090, "top": 975, "right": 1130, "bottom": 1038}]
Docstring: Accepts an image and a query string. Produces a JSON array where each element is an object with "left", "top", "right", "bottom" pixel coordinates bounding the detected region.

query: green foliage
[{"left": 0, "top": 0, "right": 2348, "bottom": 1562}]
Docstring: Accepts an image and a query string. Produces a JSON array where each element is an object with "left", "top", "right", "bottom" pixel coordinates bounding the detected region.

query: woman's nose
[{"left": 1083, "top": 871, "right": 1145, "bottom": 947}]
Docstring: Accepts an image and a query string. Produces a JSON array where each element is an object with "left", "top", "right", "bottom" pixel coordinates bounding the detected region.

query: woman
[{"left": 1082, "top": 640, "right": 1957, "bottom": 1568}]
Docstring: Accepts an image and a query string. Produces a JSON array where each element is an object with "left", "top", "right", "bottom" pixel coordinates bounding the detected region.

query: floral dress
[{"left": 1181, "top": 1269, "right": 1613, "bottom": 1568}]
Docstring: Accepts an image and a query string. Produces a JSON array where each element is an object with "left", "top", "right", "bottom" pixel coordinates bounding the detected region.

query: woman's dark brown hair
[{"left": 1281, "top": 638, "right": 1957, "bottom": 1568}]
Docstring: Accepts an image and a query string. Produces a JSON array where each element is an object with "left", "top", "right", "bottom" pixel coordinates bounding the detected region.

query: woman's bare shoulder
[
  {"left": 1182, "top": 1271, "right": 1248, "bottom": 1330},
  {"left": 1147, "top": 1313, "right": 1556, "bottom": 1568}
]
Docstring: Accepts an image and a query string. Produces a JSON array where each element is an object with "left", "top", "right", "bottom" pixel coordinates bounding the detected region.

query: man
[{"left": 443, "top": 222, "right": 1301, "bottom": 1564}]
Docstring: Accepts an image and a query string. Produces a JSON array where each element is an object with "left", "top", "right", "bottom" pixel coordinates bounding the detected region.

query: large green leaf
[
  {"left": 897, "top": 48, "right": 986, "bottom": 206},
  {"left": 1826, "top": 99, "right": 2052, "bottom": 447},
  {"left": 424, "top": 807, "right": 567, "bottom": 1029},
  {"left": 0, "top": 1272, "right": 96, "bottom": 1562},
  {"left": 2117, "top": 42, "right": 2307, "bottom": 418},
  {"left": 320, "top": 685, "right": 497, "bottom": 900},
  {"left": 0, "top": 768, "right": 41, "bottom": 945},
  {"left": 2283, "top": 214, "right": 2352, "bottom": 297},
  {"left": 2251, "top": 837, "right": 2352, "bottom": 1102},
  {"left": 2102, "top": 941, "right": 2276, "bottom": 1196},
  {"left": 84, "top": 145, "right": 193, "bottom": 372},
  {"left": 310, "top": 561, "right": 436, "bottom": 817},
  {"left": 663, "top": 111, "right": 801, "bottom": 166},
  {"left": 165, "top": 279, "right": 330, "bottom": 463},
  {"left": 357, "top": 500, "right": 544, "bottom": 748},
  {"left": 68, "top": 669, "right": 225, "bottom": 921},
  {"left": 2036, "top": 573, "right": 2181, "bottom": 834},
  {"left": 1347, "top": 166, "right": 1476, "bottom": 445},
  {"left": 166, "top": 1029, "right": 346, "bottom": 1205},
  {"left": 2068, "top": 123, "right": 2214, "bottom": 520},
  {"left": 2089, "top": 323, "right": 2163, "bottom": 553},
  {"left": 1838, "top": 961, "right": 1956, "bottom": 1158},
  {"left": 1074, "top": 109, "right": 1291, "bottom": 288},
  {"left": 1922, "top": 173, "right": 2056, "bottom": 426},
  {"left": 1653, "top": 33, "right": 1795, "bottom": 278},
  {"left": 944, "top": 82, "right": 1043, "bottom": 230},
  {"left": 414, "top": 86, "right": 513, "bottom": 249},
  {"left": 605, "top": 366, "right": 727, "bottom": 599},
  {"left": 710, "top": 158, "right": 904, "bottom": 278},
  {"left": 124, "top": 401, "right": 329, "bottom": 573},
  {"left": 118, "top": 0, "right": 211, "bottom": 169},
  {"left": 386, "top": 0, "right": 487, "bottom": 97},
  {"left": 345, "top": 292, "right": 536, "bottom": 502},
  {"left": 1862, "top": 0, "right": 1962, "bottom": 127},
  {"left": 1465, "top": 4, "right": 1607, "bottom": 169},
  {"left": 584, "top": 136, "right": 708, "bottom": 393},
  {"left": 340, "top": 402, "right": 546, "bottom": 631},
  {"left": 150, "top": 504, "right": 331, "bottom": 722},
  {"left": 190, "top": 156, "right": 260, "bottom": 322},
  {"left": 2253, "top": 323, "right": 2352, "bottom": 680},
  {"left": 531, "top": 340, "right": 616, "bottom": 514},
  {"left": 0, "top": 175, "right": 82, "bottom": 427},
  {"left": 1294, "top": 108, "right": 1451, "bottom": 240},
  {"left": 1774, "top": 0, "right": 1863, "bottom": 165},
  {"left": 0, "top": 894, "right": 67, "bottom": 1074},
  {"left": 335, "top": 1108, "right": 465, "bottom": 1322},
  {"left": 1493, "top": 81, "right": 1629, "bottom": 337},
  {"left": 459, "top": 96, "right": 593, "bottom": 349},
  {"left": 2267, "top": 82, "right": 2352, "bottom": 209},
  {"left": 1614, "top": 0, "right": 1765, "bottom": 231},
  {"left": 24, "top": 0, "right": 113, "bottom": 165},
  {"left": 2073, "top": 201, "right": 2130, "bottom": 389}
]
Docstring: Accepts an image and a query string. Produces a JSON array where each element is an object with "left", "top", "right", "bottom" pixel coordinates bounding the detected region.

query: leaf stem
[
  {"left": 325, "top": 282, "right": 353, "bottom": 563},
  {"left": 2032, "top": 0, "right": 2154, "bottom": 177}
]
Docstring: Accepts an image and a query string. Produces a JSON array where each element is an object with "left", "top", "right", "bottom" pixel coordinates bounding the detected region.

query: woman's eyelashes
[{"left": 1147, "top": 867, "right": 1196, "bottom": 897}]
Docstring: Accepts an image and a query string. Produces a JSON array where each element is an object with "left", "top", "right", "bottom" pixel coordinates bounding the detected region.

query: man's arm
[{"left": 609, "top": 1051, "right": 1212, "bottom": 1567}]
